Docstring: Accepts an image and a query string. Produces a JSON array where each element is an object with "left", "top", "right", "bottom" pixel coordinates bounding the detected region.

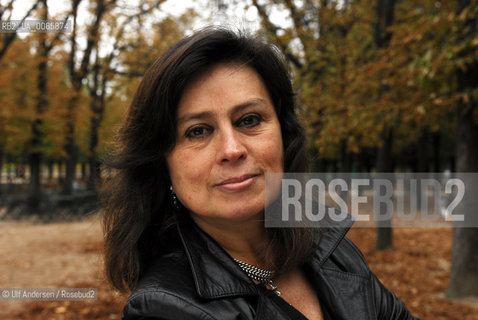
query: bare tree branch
[
  {"left": 0, "top": 0, "right": 40, "bottom": 60},
  {"left": 0, "top": 0, "right": 15, "bottom": 22},
  {"left": 109, "top": 68, "right": 144, "bottom": 78},
  {"left": 251, "top": 0, "right": 303, "bottom": 69}
]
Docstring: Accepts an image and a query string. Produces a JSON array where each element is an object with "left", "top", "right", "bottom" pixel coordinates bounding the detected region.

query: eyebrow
[{"left": 177, "top": 98, "right": 269, "bottom": 124}]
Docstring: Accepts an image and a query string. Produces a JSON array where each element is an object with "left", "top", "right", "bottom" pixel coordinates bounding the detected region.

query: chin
[
  {"left": 188, "top": 198, "right": 265, "bottom": 223},
  {"left": 221, "top": 204, "right": 264, "bottom": 221}
]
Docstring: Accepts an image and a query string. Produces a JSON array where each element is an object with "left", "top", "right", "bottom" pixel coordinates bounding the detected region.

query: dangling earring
[{"left": 170, "top": 185, "right": 179, "bottom": 208}]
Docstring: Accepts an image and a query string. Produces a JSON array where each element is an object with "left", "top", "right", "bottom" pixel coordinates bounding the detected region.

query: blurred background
[{"left": 0, "top": 0, "right": 477, "bottom": 319}]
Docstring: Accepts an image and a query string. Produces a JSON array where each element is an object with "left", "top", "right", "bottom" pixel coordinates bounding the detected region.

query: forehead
[{"left": 177, "top": 63, "right": 271, "bottom": 116}]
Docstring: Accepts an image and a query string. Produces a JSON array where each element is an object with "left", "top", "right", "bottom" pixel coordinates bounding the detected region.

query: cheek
[
  {"left": 265, "top": 130, "right": 284, "bottom": 169},
  {"left": 168, "top": 150, "right": 210, "bottom": 197},
  {"left": 256, "top": 139, "right": 284, "bottom": 171}
]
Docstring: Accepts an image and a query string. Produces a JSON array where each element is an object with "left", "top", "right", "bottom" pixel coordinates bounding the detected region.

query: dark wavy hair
[{"left": 102, "top": 27, "right": 315, "bottom": 293}]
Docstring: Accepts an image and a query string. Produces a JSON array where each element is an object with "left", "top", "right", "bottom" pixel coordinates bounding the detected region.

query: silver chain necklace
[{"left": 233, "top": 258, "right": 281, "bottom": 296}]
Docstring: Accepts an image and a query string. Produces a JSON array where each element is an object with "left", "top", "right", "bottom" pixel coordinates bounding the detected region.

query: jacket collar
[
  {"left": 175, "top": 211, "right": 354, "bottom": 300},
  {"left": 311, "top": 208, "right": 355, "bottom": 266},
  {"left": 176, "top": 213, "right": 258, "bottom": 299}
]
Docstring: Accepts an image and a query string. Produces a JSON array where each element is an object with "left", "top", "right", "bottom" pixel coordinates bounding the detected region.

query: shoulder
[
  {"left": 122, "top": 251, "right": 217, "bottom": 320},
  {"left": 328, "top": 236, "right": 371, "bottom": 275},
  {"left": 315, "top": 225, "right": 371, "bottom": 277},
  {"left": 320, "top": 235, "right": 420, "bottom": 319}
]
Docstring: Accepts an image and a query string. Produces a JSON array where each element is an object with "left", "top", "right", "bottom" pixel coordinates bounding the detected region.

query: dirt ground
[
  {"left": 0, "top": 215, "right": 127, "bottom": 320},
  {"left": 0, "top": 215, "right": 477, "bottom": 319}
]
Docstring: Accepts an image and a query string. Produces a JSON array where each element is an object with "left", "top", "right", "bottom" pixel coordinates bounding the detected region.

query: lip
[{"left": 215, "top": 174, "right": 260, "bottom": 192}]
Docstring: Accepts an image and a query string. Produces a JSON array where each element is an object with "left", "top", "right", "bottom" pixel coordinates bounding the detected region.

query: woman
[{"left": 102, "top": 27, "right": 419, "bottom": 319}]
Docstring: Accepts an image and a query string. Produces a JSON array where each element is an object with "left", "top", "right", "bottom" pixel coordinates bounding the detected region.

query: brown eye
[
  {"left": 236, "top": 114, "right": 262, "bottom": 128},
  {"left": 185, "top": 125, "right": 213, "bottom": 139}
]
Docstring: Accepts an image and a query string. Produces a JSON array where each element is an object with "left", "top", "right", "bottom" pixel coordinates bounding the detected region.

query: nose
[{"left": 215, "top": 127, "right": 247, "bottom": 164}]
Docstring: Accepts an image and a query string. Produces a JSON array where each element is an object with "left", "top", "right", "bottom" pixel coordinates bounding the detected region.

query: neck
[{"left": 191, "top": 213, "right": 271, "bottom": 268}]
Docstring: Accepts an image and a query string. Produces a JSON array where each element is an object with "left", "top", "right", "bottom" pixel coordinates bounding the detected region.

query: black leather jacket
[{"left": 123, "top": 214, "right": 419, "bottom": 319}]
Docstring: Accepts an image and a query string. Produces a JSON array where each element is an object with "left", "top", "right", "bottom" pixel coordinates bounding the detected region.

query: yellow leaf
[{"left": 55, "top": 306, "right": 67, "bottom": 313}]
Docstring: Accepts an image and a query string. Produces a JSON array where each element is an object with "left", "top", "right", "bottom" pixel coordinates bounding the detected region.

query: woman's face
[{"left": 167, "top": 63, "right": 284, "bottom": 226}]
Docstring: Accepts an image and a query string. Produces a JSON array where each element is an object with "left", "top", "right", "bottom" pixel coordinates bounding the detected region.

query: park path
[{"left": 0, "top": 216, "right": 104, "bottom": 317}]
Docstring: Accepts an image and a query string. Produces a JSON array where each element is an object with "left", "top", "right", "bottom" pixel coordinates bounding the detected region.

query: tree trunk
[
  {"left": 88, "top": 143, "right": 101, "bottom": 189},
  {"left": 63, "top": 0, "right": 110, "bottom": 195},
  {"left": 47, "top": 159, "right": 53, "bottom": 181},
  {"left": 58, "top": 160, "right": 64, "bottom": 183},
  {"left": 417, "top": 129, "right": 429, "bottom": 172},
  {"left": 358, "top": 149, "right": 374, "bottom": 173},
  {"left": 340, "top": 139, "right": 352, "bottom": 172},
  {"left": 0, "top": 147, "right": 3, "bottom": 195},
  {"left": 28, "top": 0, "right": 48, "bottom": 209},
  {"left": 374, "top": 0, "right": 396, "bottom": 251},
  {"left": 81, "top": 162, "right": 86, "bottom": 181},
  {"left": 446, "top": 0, "right": 478, "bottom": 298},
  {"left": 308, "top": 145, "right": 322, "bottom": 172},
  {"left": 87, "top": 52, "right": 106, "bottom": 190},
  {"left": 28, "top": 153, "right": 42, "bottom": 209},
  {"left": 414, "top": 129, "right": 431, "bottom": 211},
  {"left": 62, "top": 120, "right": 77, "bottom": 195},
  {"left": 431, "top": 132, "right": 441, "bottom": 172},
  {"left": 62, "top": 0, "right": 80, "bottom": 196},
  {"left": 6, "top": 154, "right": 13, "bottom": 185},
  {"left": 375, "top": 126, "right": 394, "bottom": 250},
  {"left": 446, "top": 93, "right": 478, "bottom": 297}
]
